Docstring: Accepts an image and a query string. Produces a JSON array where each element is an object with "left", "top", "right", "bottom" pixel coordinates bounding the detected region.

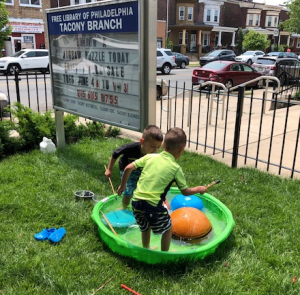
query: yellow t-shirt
[{"left": 132, "top": 151, "right": 188, "bottom": 206}]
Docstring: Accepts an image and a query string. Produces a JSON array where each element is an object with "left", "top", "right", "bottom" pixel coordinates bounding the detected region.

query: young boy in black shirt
[{"left": 105, "top": 125, "right": 163, "bottom": 208}]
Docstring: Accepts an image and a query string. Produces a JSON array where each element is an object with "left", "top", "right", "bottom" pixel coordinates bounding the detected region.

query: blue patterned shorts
[{"left": 120, "top": 169, "right": 142, "bottom": 197}]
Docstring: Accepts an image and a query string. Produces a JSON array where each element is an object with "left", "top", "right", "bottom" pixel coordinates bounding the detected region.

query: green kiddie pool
[{"left": 91, "top": 187, "right": 235, "bottom": 264}]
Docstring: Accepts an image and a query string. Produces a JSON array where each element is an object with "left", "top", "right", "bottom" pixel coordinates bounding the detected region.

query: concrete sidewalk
[{"left": 121, "top": 87, "right": 300, "bottom": 179}]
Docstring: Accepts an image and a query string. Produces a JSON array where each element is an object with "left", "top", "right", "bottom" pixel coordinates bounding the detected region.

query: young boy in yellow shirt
[{"left": 117, "top": 127, "right": 207, "bottom": 251}]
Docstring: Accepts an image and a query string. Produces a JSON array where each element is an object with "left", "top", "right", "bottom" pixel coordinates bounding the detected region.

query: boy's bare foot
[{"left": 146, "top": 245, "right": 158, "bottom": 250}]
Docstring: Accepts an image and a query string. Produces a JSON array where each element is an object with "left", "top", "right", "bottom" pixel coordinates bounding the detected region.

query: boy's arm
[
  {"left": 105, "top": 157, "right": 117, "bottom": 179},
  {"left": 181, "top": 186, "right": 207, "bottom": 196},
  {"left": 117, "top": 163, "right": 136, "bottom": 196}
]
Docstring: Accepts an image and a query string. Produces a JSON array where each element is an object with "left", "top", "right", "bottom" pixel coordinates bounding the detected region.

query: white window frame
[
  {"left": 248, "top": 14, "right": 253, "bottom": 26},
  {"left": 19, "top": 0, "right": 41, "bottom": 7},
  {"left": 179, "top": 6, "right": 185, "bottom": 20},
  {"left": 204, "top": 6, "right": 220, "bottom": 24},
  {"left": 255, "top": 14, "right": 260, "bottom": 26},
  {"left": 70, "top": 0, "right": 96, "bottom": 4},
  {"left": 206, "top": 9, "right": 211, "bottom": 22},
  {"left": 5, "top": 0, "right": 14, "bottom": 5},
  {"left": 22, "top": 34, "right": 36, "bottom": 49},
  {"left": 202, "top": 32, "right": 210, "bottom": 46},
  {"left": 187, "top": 7, "right": 193, "bottom": 21},
  {"left": 274, "top": 17, "right": 278, "bottom": 27},
  {"left": 297, "top": 38, "right": 300, "bottom": 48},
  {"left": 214, "top": 10, "right": 218, "bottom": 22}
]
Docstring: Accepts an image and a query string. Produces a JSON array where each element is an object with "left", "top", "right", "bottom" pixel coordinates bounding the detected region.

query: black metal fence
[
  {"left": 158, "top": 75, "right": 300, "bottom": 179},
  {"left": 1, "top": 70, "right": 300, "bottom": 179}
]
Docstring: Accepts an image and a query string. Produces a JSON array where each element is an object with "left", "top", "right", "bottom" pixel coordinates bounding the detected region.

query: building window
[
  {"left": 214, "top": 10, "right": 218, "bottom": 22},
  {"left": 202, "top": 32, "right": 210, "bottom": 46},
  {"left": 255, "top": 15, "right": 260, "bottom": 26},
  {"left": 206, "top": 9, "right": 211, "bottom": 22},
  {"left": 70, "top": 0, "right": 96, "bottom": 4},
  {"left": 248, "top": 14, "right": 253, "bottom": 26},
  {"left": 20, "top": 0, "right": 41, "bottom": 6},
  {"left": 5, "top": 0, "right": 13, "bottom": 4},
  {"left": 157, "top": 38, "right": 162, "bottom": 49},
  {"left": 188, "top": 7, "right": 193, "bottom": 21},
  {"left": 179, "top": 6, "right": 185, "bottom": 20},
  {"left": 297, "top": 38, "right": 300, "bottom": 48},
  {"left": 204, "top": 7, "right": 220, "bottom": 23},
  {"left": 179, "top": 32, "right": 188, "bottom": 45},
  {"left": 265, "top": 15, "right": 278, "bottom": 27},
  {"left": 267, "top": 16, "right": 272, "bottom": 27}
]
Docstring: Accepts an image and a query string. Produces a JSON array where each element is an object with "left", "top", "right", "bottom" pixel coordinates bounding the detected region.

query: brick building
[{"left": 4, "top": 0, "right": 51, "bottom": 56}]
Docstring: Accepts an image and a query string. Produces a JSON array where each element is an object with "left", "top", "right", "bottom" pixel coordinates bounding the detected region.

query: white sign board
[{"left": 46, "top": 0, "right": 156, "bottom": 131}]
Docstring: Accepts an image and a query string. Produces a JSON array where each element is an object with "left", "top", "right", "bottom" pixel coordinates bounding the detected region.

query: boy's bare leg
[
  {"left": 161, "top": 227, "right": 172, "bottom": 251},
  {"left": 122, "top": 196, "right": 132, "bottom": 209},
  {"left": 142, "top": 228, "right": 151, "bottom": 248}
]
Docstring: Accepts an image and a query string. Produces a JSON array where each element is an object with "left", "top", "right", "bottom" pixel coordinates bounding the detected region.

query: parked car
[
  {"left": 157, "top": 48, "right": 177, "bottom": 75},
  {"left": 156, "top": 78, "right": 168, "bottom": 99},
  {"left": 264, "top": 51, "right": 299, "bottom": 59},
  {"left": 172, "top": 52, "right": 190, "bottom": 69},
  {"left": 192, "top": 61, "right": 263, "bottom": 89},
  {"left": 199, "top": 50, "right": 236, "bottom": 67},
  {"left": 0, "top": 90, "right": 9, "bottom": 117},
  {"left": 0, "top": 49, "right": 49, "bottom": 75},
  {"left": 252, "top": 57, "right": 300, "bottom": 85},
  {"left": 235, "top": 50, "right": 265, "bottom": 65}
]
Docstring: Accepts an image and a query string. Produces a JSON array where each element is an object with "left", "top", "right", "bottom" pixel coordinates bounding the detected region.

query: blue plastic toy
[
  {"left": 34, "top": 228, "right": 56, "bottom": 241},
  {"left": 171, "top": 194, "right": 204, "bottom": 211},
  {"left": 103, "top": 210, "right": 136, "bottom": 228}
]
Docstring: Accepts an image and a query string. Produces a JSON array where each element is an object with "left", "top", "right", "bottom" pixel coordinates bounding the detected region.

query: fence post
[
  {"left": 14, "top": 72, "right": 21, "bottom": 103},
  {"left": 231, "top": 85, "right": 245, "bottom": 168}
]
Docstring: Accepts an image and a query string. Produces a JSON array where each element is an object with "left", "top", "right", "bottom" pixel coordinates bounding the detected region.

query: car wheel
[
  {"left": 156, "top": 86, "right": 162, "bottom": 100},
  {"left": 224, "top": 79, "right": 233, "bottom": 89},
  {"left": 7, "top": 64, "right": 21, "bottom": 75},
  {"left": 180, "top": 61, "right": 186, "bottom": 69},
  {"left": 247, "top": 59, "right": 252, "bottom": 65},
  {"left": 161, "top": 63, "right": 171, "bottom": 75}
]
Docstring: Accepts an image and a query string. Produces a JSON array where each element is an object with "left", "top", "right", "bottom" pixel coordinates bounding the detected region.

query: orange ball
[{"left": 171, "top": 207, "right": 212, "bottom": 240}]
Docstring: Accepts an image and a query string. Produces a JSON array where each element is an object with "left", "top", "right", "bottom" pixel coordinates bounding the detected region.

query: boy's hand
[
  {"left": 117, "top": 185, "right": 125, "bottom": 196},
  {"left": 198, "top": 186, "right": 207, "bottom": 195},
  {"left": 105, "top": 169, "right": 112, "bottom": 179}
]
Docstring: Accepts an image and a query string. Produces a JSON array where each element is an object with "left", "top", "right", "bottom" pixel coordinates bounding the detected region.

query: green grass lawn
[{"left": 1, "top": 137, "right": 300, "bottom": 295}]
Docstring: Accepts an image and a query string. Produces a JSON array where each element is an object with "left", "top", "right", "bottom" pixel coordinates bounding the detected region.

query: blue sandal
[
  {"left": 34, "top": 228, "right": 56, "bottom": 241},
  {"left": 48, "top": 227, "right": 66, "bottom": 243}
]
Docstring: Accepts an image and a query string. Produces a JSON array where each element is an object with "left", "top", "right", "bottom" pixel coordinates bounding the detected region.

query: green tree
[
  {"left": 284, "top": 0, "right": 300, "bottom": 34},
  {"left": 236, "top": 27, "right": 245, "bottom": 55},
  {"left": 165, "top": 37, "right": 173, "bottom": 50},
  {"left": 242, "top": 31, "right": 270, "bottom": 52},
  {"left": 0, "top": 0, "right": 11, "bottom": 57}
]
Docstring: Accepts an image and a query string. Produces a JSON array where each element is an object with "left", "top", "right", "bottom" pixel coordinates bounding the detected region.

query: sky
[{"left": 255, "top": 0, "right": 288, "bottom": 6}]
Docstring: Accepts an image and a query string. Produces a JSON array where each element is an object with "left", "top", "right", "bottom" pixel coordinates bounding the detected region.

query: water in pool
[{"left": 100, "top": 191, "right": 227, "bottom": 252}]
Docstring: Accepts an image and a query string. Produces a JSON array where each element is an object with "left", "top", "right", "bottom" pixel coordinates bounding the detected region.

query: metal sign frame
[{"left": 46, "top": 0, "right": 157, "bottom": 147}]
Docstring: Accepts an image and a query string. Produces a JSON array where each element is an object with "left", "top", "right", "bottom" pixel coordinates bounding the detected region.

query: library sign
[{"left": 46, "top": 0, "right": 153, "bottom": 131}]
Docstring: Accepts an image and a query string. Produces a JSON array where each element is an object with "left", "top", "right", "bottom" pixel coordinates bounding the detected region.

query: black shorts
[{"left": 132, "top": 200, "right": 172, "bottom": 235}]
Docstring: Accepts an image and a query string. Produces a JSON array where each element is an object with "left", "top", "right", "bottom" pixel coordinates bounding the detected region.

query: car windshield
[
  {"left": 202, "top": 62, "right": 227, "bottom": 70},
  {"left": 206, "top": 50, "right": 223, "bottom": 57},
  {"left": 10, "top": 51, "right": 26, "bottom": 57},
  {"left": 256, "top": 58, "right": 276, "bottom": 65},
  {"left": 163, "top": 50, "right": 173, "bottom": 56},
  {"left": 243, "top": 51, "right": 254, "bottom": 55},
  {"left": 267, "top": 52, "right": 280, "bottom": 56}
]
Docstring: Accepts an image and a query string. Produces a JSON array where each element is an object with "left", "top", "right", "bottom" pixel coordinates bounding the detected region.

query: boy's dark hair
[
  {"left": 142, "top": 125, "right": 163, "bottom": 142},
  {"left": 164, "top": 127, "right": 186, "bottom": 152}
]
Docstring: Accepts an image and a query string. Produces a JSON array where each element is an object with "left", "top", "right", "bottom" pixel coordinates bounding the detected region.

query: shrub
[{"left": 0, "top": 103, "right": 122, "bottom": 159}]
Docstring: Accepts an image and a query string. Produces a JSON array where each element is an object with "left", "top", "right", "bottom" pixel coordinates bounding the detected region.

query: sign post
[{"left": 46, "top": 0, "right": 157, "bottom": 148}]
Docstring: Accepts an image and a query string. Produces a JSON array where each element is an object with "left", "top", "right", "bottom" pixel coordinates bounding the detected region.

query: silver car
[{"left": 252, "top": 57, "right": 300, "bottom": 85}]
